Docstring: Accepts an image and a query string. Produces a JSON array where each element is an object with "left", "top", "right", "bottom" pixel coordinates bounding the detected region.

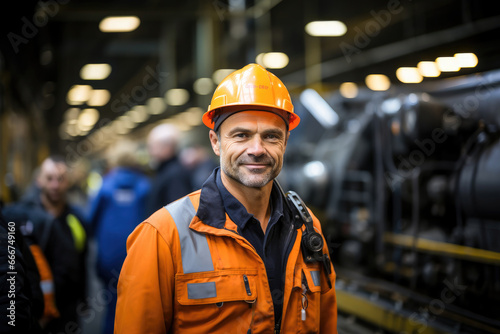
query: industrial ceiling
[{"left": 2, "top": 0, "right": 500, "bottom": 153}]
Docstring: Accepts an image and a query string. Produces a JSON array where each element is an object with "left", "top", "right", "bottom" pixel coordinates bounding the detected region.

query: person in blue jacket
[{"left": 87, "top": 140, "right": 151, "bottom": 334}]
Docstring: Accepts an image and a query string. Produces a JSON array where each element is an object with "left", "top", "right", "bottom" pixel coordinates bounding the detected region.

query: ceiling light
[
  {"left": 256, "top": 52, "right": 289, "bottom": 69},
  {"left": 127, "top": 105, "right": 149, "bottom": 123},
  {"left": 435, "top": 57, "right": 460, "bottom": 72},
  {"left": 193, "top": 78, "right": 214, "bottom": 95},
  {"left": 64, "top": 108, "right": 80, "bottom": 121},
  {"left": 78, "top": 108, "right": 100, "bottom": 129},
  {"left": 113, "top": 119, "right": 130, "bottom": 135},
  {"left": 165, "top": 89, "right": 190, "bottom": 106},
  {"left": 87, "top": 89, "right": 111, "bottom": 106},
  {"left": 365, "top": 74, "right": 391, "bottom": 91},
  {"left": 80, "top": 64, "right": 112, "bottom": 80},
  {"left": 300, "top": 89, "right": 339, "bottom": 128},
  {"left": 146, "top": 97, "right": 167, "bottom": 115},
  {"left": 64, "top": 122, "right": 79, "bottom": 137},
  {"left": 305, "top": 21, "right": 347, "bottom": 37},
  {"left": 212, "top": 69, "right": 235, "bottom": 84},
  {"left": 118, "top": 115, "right": 136, "bottom": 129},
  {"left": 99, "top": 16, "right": 140, "bottom": 32},
  {"left": 339, "top": 82, "right": 358, "bottom": 98},
  {"left": 67, "top": 85, "right": 92, "bottom": 105},
  {"left": 396, "top": 67, "right": 423, "bottom": 83},
  {"left": 417, "top": 61, "right": 441, "bottom": 77},
  {"left": 454, "top": 53, "right": 478, "bottom": 68},
  {"left": 183, "top": 107, "right": 204, "bottom": 126}
]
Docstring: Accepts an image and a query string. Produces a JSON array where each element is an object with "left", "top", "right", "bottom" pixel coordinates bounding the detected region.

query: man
[
  {"left": 146, "top": 123, "right": 194, "bottom": 215},
  {"left": 88, "top": 140, "right": 151, "bottom": 334},
  {"left": 115, "top": 64, "right": 337, "bottom": 333},
  {"left": 3, "top": 156, "right": 88, "bottom": 333}
]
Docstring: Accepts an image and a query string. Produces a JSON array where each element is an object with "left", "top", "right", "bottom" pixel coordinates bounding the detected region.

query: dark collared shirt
[{"left": 216, "top": 170, "right": 286, "bottom": 325}]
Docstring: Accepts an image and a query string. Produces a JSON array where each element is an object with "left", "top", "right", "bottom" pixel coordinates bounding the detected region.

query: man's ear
[{"left": 209, "top": 130, "right": 221, "bottom": 157}]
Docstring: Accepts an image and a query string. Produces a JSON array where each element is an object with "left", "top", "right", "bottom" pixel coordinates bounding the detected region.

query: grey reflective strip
[
  {"left": 188, "top": 282, "right": 217, "bottom": 299},
  {"left": 310, "top": 270, "right": 321, "bottom": 287},
  {"left": 40, "top": 280, "right": 54, "bottom": 294},
  {"left": 166, "top": 197, "right": 214, "bottom": 274}
]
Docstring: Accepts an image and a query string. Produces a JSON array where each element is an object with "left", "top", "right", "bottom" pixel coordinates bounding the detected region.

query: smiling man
[{"left": 115, "top": 64, "right": 338, "bottom": 333}]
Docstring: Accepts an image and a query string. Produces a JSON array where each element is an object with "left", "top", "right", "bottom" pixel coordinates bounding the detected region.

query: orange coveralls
[{"left": 115, "top": 184, "right": 337, "bottom": 333}]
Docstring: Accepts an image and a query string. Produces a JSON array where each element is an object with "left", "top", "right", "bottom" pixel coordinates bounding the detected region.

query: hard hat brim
[{"left": 203, "top": 104, "right": 300, "bottom": 131}]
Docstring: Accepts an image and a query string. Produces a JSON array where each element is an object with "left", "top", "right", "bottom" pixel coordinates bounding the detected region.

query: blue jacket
[{"left": 88, "top": 167, "right": 151, "bottom": 281}]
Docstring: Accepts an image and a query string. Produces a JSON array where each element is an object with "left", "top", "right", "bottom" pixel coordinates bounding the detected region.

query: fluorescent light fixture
[
  {"left": 67, "top": 85, "right": 92, "bottom": 105},
  {"left": 256, "top": 52, "right": 289, "bottom": 69},
  {"left": 212, "top": 69, "right": 235, "bottom": 84},
  {"left": 127, "top": 105, "right": 149, "bottom": 123},
  {"left": 299, "top": 88, "right": 339, "bottom": 129},
  {"left": 305, "top": 21, "right": 347, "bottom": 37},
  {"left": 64, "top": 122, "right": 79, "bottom": 137},
  {"left": 99, "top": 16, "right": 140, "bottom": 32},
  {"left": 113, "top": 119, "right": 131, "bottom": 135},
  {"left": 80, "top": 64, "right": 112, "bottom": 80},
  {"left": 396, "top": 67, "right": 423, "bottom": 83},
  {"left": 165, "top": 89, "right": 190, "bottom": 106},
  {"left": 78, "top": 108, "right": 99, "bottom": 131},
  {"left": 365, "top": 74, "right": 391, "bottom": 91},
  {"left": 417, "top": 61, "right": 441, "bottom": 77},
  {"left": 118, "top": 115, "right": 136, "bottom": 129},
  {"left": 454, "top": 53, "right": 478, "bottom": 68},
  {"left": 183, "top": 107, "right": 204, "bottom": 126},
  {"left": 435, "top": 57, "right": 460, "bottom": 72},
  {"left": 87, "top": 89, "right": 111, "bottom": 106},
  {"left": 146, "top": 97, "right": 167, "bottom": 115},
  {"left": 193, "top": 78, "right": 214, "bottom": 95},
  {"left": 64, "top": 108, "right": 80, "bottom": 121},
  {"left": 339, "top": 82, "right": 358, "bottom": 98}
]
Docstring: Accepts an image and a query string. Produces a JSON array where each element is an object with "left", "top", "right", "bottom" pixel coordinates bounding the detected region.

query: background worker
[
  {"left": 3, "top": 156, "right": 88, "bottom": 333},
  {"left": 88, "top": 140, "right": 151, "bottom": 334},
  {"left": 115, "top": 64, "right": 337, "bottom": 333},
  {"left": 145, "top": 123, "right": 193, "bottom": 215}
]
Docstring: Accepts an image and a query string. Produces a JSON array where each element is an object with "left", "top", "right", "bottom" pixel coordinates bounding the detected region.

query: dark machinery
[{"left": 281, "top": 70, "right": 500, "bottom": 333}]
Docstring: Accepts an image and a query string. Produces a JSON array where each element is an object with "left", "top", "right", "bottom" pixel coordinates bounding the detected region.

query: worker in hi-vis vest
[{"left": 114, "top": 64, "right": 338, "bottom": 333}]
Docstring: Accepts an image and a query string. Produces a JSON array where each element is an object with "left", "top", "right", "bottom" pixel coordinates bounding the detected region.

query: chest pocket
[
  {"left": 175, "top": 270, "right": 258, "bottom": 305},
  {"left": 166, "top": 197, "right": 258, "bottom": 332}
]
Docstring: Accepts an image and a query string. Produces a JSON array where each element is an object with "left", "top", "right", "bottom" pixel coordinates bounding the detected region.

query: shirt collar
[{"left": 215, "top": 168, "right": 284, "bottom": 231}]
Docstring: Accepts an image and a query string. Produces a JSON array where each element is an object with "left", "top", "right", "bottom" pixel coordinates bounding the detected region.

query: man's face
[
  {"left": 37, "top": 160, "right": 69, "bottom": 204},
  {"left": 209, "top": 110, "right": 288, "bottom": 189}
]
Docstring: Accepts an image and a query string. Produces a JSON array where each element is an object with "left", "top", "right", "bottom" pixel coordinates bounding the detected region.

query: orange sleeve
[{"left": 114, "top": 222, "right": 175, "bottom": 334}]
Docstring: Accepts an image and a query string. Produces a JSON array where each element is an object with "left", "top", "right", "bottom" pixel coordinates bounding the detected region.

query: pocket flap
[{"left": 176, "top": 269, "right": 258, "bottom": 305}]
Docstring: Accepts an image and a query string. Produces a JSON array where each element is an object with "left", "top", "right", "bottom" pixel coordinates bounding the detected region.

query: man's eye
[
  {"left": 235, "top": 133, "right": 248, "bottom": 138},
  {"left": 265, "top": 134, "right": 280, "bottom": 140}
]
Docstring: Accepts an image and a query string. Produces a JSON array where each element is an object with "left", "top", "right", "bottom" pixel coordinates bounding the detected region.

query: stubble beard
[{"left": 221, "top": 155, "right": 281, "bottom": 188}]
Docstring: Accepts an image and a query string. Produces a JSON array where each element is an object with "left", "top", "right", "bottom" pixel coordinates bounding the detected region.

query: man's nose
[{"left": 247, "top": 136, "right": 266, "bottom": 156}]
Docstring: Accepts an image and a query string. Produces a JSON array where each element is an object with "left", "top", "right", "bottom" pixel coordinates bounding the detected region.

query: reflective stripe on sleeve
[
  {"left": 165, "top": 197, "right": 214, "bottom": 274},
  {"left": 40, "top": 280, "right": 54, "bottom": 294}
]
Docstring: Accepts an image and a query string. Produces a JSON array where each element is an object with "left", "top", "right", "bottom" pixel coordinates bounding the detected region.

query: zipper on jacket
[
  {"left": 243, "top": 275, "right": 252, "bottom": 296},
  {"left": 274, "top": 319, "right": 281, "bottom": 333},
  {"left": 301, "top": 271, "right": 309, "bottom": 322}
]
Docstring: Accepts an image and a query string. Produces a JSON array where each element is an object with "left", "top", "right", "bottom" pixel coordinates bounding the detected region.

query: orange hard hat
[{"left": 203, "top": 63, "right": 300, "bottom": 131}]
